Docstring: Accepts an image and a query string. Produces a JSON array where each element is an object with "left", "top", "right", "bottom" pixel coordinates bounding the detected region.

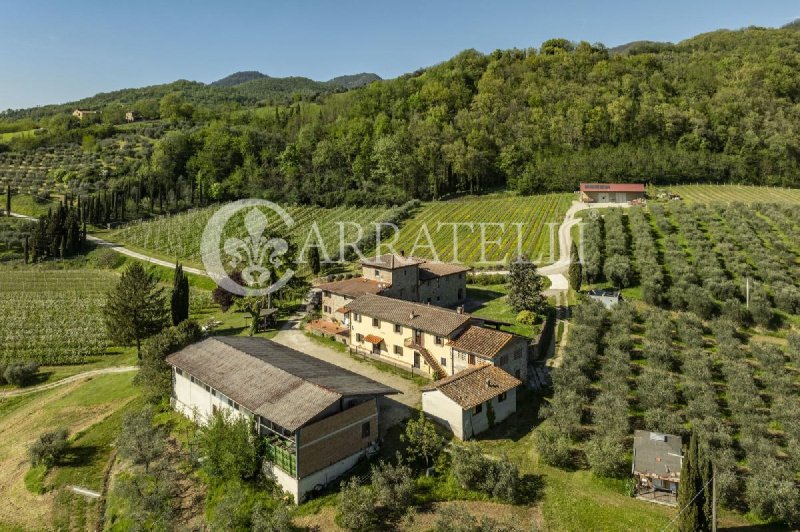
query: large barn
[
  {"left": 166, "top": 336, "right": 397, "bottom": 502},
  {"left": 580, "top": 183, "right": 645, "bottom": 203}
]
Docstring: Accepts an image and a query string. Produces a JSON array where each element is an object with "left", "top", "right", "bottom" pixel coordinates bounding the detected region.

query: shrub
[
  {"left": 198, "top": 410, "right": 258, "bottom": 483},
  {"left": 516, "top": 310, "right": 539, "bottom": 326},
  {"left": 370, "top": 457, "right": 415, "bottom": 515},
  {"left": 586, "top": 436, "right": 627, "bottom": 478},
  {"left": 3, "top": 361, "right": 39, "bottom": 386},
  {"left": 113, "top": 470, "right": 175, "bottom": 530},
  {"left": 533, "top": 424, "right": 572, "bottom": 468},
  {"left": 29, "top": 428, "right": 69, "bottom": 467},
  {"left": 89, "top": 247, "right": 124, "bottom": 269},
  {"left": 336, "top": 477, "right": 377, "bottom": 531}
]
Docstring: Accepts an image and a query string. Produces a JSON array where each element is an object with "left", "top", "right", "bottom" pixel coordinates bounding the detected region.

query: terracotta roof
[
  {"left": 421, "top": 365, "right": 521, "bottom": 409},
  {"left": 306, "top": 319, "right": 348, "bottom": 336},
  {"left": 417, "top": 259, "right": 471, "bottom": 279},
  {"left": 632, "top": 430, "right": 683, "bottom": 481},
  {"left": 364, "top": 334, "right": 383, "bottom": 344},
  {"left": 580, "top": 183, "right": 645, "bottom": 193},
  {"left": 166, "top": 337, "right": 396, "bottom": 431},
  {"left": 449, "top": 325, "right": 524, "bottom": 359},
  {"left": 343, "top": 294, "right": 474, "bottom": 337},
  {"left": 318, "top": 277, "right": 387, "bottom": 298},
  {"left": 361, "top": 253, "right": 423, "bottom": 269}
]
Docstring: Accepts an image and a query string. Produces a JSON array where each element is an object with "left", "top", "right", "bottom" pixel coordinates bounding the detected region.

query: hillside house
[
  {"left": 318, "top": 254, "right": 470, "bottom": 322},
  {"left": 421, "top": 364, "right": 521, "bottom": 439},
  {"left": 580, "top": 183, "right": 645, "bottom": 203},
  {"left": 632, "top": 430, "right": 683, "bottom": 506},
  {"left": 125, "top": 111, "right": 139, "bottom": 122},
  {"left": 166, "top": 336, "right": 397, "bottom": 503},
  {"left": 72, "top": 109, "right": 98, "bottom": 120},
  {"left": 343, "top": 294, "right": 528, "bottom": 382}
]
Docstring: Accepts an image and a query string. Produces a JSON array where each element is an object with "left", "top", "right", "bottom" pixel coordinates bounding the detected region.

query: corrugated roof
[
  {"left": 343, "top": 294, "right": 474, "bottom": 337},
  {"left": 318, "top": 277, "right": 387, "bottom": 298},
  {"left": 580, "top": 183, "right": 645, "bottom": 193},
  {"left": 449, "top": 325, "right": 524, "bottom": 359},
  {"left": 361, "top": 254, "right": 423, "bottom": 269},
  {"left": 633, "top": 430, "right": 683, "bottom": 481},
  {"left": 166, "top": 337, "right": 397, "bottom": 431},
  {"left": 421, "top": 365, "right": 521, "bottom": 409}
]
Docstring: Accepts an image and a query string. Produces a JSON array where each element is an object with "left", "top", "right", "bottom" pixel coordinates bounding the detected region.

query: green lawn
[
  {"left": 467, "top": 284, "right": 539, "bottom": 337},
  {"left": 0, "top": 193, "right": 60, "bottom": 217}
]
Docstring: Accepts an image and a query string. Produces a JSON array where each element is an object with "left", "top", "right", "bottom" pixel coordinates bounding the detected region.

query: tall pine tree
[
  {"left": 171, "top": 262, "right": 190, "bottom": 326},
  {"left": 308, "top": 246, "right": 322, "bottom": 276},
  {"left": 568, "top": 242, "right": 582, "bottom": 291},
  {"left": 105, "top": 263, "right": 168, "bottom": 359}
]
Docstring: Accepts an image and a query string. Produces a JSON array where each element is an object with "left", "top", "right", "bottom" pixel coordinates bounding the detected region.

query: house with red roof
[{"left": 580, "top": 183, "right": 645, "bottom": 203}]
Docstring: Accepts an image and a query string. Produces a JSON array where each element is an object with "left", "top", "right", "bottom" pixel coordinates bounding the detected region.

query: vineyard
[
  {"left": 390, "top": 193, "right": 573, "bottom": 265},
  {"left": 109, "top": 202, "right": 402, "bottom": 267},
  {"left": 649, "top": 184, "right": 800, "bottom": 205},
  {"left": 540, "top": 200, "right": 800, "bottom": 524},
  {"left": 0, "top": 270, "right": 118, "bottom": 364}
]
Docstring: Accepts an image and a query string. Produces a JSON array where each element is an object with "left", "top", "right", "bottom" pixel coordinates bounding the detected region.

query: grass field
[
  {"left": 650, "top": 184, "right": 800, "bottom": 204},
  {"left": 0, "top": 129, "right": 37, "bottom": 142},
  {"left": 0, "top": 270, "right": 119, "bottom": 364},
  {"left": 391, "top": 193, "right": 573, "bottom": 266},
  {"left": 0, "top": 372, "right": 139, "bottom": 530}
]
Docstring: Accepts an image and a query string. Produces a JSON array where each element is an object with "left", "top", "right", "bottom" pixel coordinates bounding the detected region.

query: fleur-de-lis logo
[
  {"left": 223, "top": 208, "right": 290, "bottom": 287},
  {"left": 201, "top": 199, "right": 295, "bottom": 296}
]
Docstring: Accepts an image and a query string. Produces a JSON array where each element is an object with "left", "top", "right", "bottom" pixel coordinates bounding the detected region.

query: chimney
[{"left": 409, "top": 312, "right": 416, "bottom": 319}]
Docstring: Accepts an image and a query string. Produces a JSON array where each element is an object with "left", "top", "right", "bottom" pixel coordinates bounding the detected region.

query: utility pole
[
  {"left": 712, "top": 465, "right": 717, "bottom": 532},
  {"left": 745, "top": 277, "right": 750, "bottom": 309}
]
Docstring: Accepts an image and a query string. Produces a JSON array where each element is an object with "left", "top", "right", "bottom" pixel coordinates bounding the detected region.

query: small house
[
  {"left": 632, "top": 430, "right": 682, "bottom": 506},
  {"left": 166, "top": 336, "right": 397, "bottom": 502},
  {"left": 587, "top": 289, "right": 621, "bottom": 309},
  {"left": 580, "top": 183, "right": 645, "bottom": 203},
  {"left": 421, "top": 364, "right": 521, "bottom": 439},
  {"left": 72, "top": 109, "right": 98, "bottom": 120}
]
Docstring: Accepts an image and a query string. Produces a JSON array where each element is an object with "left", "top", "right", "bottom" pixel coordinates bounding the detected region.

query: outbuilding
[
  {"left": 632, "top": 430, "right": 682, "bottom": 506},
  {"left": 580, "top": 183, "right": 645, "bottom": 203},
  {"left": 166, "top": 336, "right": 397, "bottom": 502},
  {"left": 421, "top": 364, "right": 521, "bottom": 440}
]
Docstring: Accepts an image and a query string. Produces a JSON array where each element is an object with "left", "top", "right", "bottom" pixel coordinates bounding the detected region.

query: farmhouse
[
  {"left": 421, "top": 364, "right": 521, "bottom": 439},
  {"left": 343, "top": 294, "right": 528, "bottom": 381},
  {"left": 632, "top": 430, "right": 682, "bottom": 506},
  {"left": 318, "top": 253, "right": 470, "bottom": 322},
  {"left": 580, "top": 183, "right": 645, "bottom": 203},
  {"left": 72, "top": 109, "right": 99, "bottom": 120},
  {"left": 166, "top": 336, "right": 397, "bottom": 503},
  {"left": 125, "top": 111, "right": 139, "bottom": 122}
]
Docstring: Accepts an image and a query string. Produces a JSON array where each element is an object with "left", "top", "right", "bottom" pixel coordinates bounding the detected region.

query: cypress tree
[
  {"left": 5, "top": 184, "right": 10, "bottom": 216},
  {"left": 568, "top": 242, "right": 582, "bottom": 291},
  {"left": 308, "top": 246, "right": 322, "bottom": 276},
  {"left": 171, "top": 262, "right": 190, "bottom": 326},
  {"left": 508, "top": 255, "right": 547, "bottom": 314},
  {"left": 677, "top": 433, "right": 709, "bottom": 532}
]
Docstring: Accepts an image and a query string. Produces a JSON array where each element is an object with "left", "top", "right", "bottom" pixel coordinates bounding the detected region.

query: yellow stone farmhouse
[{"left": 342, "top": 294, "right": 528, "bottom": 382}]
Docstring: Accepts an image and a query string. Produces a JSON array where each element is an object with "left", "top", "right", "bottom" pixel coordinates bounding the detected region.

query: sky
[{"left": 1, "top": 0, "right": 798, "bottom": 110}]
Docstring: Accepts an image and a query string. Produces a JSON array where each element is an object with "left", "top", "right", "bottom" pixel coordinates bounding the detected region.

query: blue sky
[{"left": 1, "top": 0, "right": 798, "bottom": 110}]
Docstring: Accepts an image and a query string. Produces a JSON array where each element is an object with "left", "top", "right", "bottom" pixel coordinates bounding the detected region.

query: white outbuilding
[{"left": 421, "top": 364, "right": 521, "bottom": 440}]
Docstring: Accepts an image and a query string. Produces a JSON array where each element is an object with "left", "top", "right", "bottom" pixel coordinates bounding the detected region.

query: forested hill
[{"left": 3, "top": 25, "right": 800, "bottom": 208}]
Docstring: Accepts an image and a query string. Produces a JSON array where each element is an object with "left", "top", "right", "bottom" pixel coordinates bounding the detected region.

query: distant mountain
[
  {"left": 327, "top": 73, "right": 382, "bottom": 89},
  {"left": 210, "top": 71, "right": 268, "bottom": 87}
]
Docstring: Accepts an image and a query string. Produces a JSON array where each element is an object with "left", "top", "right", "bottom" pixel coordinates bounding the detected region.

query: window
[
  {"left": 356, "top": 333, "right": 364, "bottom": 343},
  {"left": 474, "top": 403, "right": 483, "bottom": 414},
  {"left": 459, "top": 272, "right": 464, "bottom": 279},
  {"left": 204, "top": 384, "right": 210, "bottom": 393},
  {"left": 353, "top": 312, "right": 361, "bottom": 322},
  {"left": 436, "top": 296, "right": 440, "bottom": 301},
  {"left": 435, "top": 336, "right": 443, "bottom": 345},
  {"left": 498, "top": 355, "right": 508, "bottom": 366},
  {"left": 374, "top": 269, "right": 380, "bottom": 277},
  {"left": 190, "top": 376, "right": 195, "bottom": 384},
  {"left": 515, "top": 369, "right": 521, "bottom": 379},
  {"left": 458, "top": 288, "right": 463, "bottom": 299},
  {"left": 372, "top": 317, "right": 380, "bottom": 327},
  {"left": 440, "top": 357, "right": 447, "bottom": 367},
  {"left": 498, "top": 392, "right": 507, "bottom": 402},
  {"left": 211, "top": 389, "right": 217, "bottom": 397},
  {"left": 323, "top": 290, "right": 330, "bottom": 297},
  {"left": 227, "top": 397, "right": 234, "bottom": 407},
  {"left": 468, "top": 354, "right": 476, "bottom": 365},
  {"left": 361, "top": 421, "right": 371, "bottom": 438},
  {"left": 394, "top": 323, "right": 402, "bottom": 334},
  {"left": 175, "top": 368, "right": 183, "bottom": 376},
  {"left": 394, "top": 345, "right": 403, "bottom": 356}
]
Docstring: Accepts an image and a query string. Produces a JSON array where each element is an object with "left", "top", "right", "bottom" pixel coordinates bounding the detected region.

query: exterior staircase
[{"left": 417, "top": 345, "right": 447, "bottom": 380}]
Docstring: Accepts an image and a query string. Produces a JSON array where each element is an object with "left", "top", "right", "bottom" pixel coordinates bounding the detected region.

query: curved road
[{"left": 0, "top": 366, "right": 138, "bottom": 399}]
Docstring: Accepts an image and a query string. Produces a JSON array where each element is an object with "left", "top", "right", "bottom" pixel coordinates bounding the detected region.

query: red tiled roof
[
  {"left": 449, "top": 325, "right": 523, "bottom": 359},
  {"left": 580, "top": 183, "right": 645, "bottom": 193},
  {"left": 364, "top": 334, "right": 383, "bottom": 344},
  {"left": 421, "top": 364, "right": 521, "bottom": 409},
  {"left": 318, "top": 277, "right": 388, "bottom": 298}
]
